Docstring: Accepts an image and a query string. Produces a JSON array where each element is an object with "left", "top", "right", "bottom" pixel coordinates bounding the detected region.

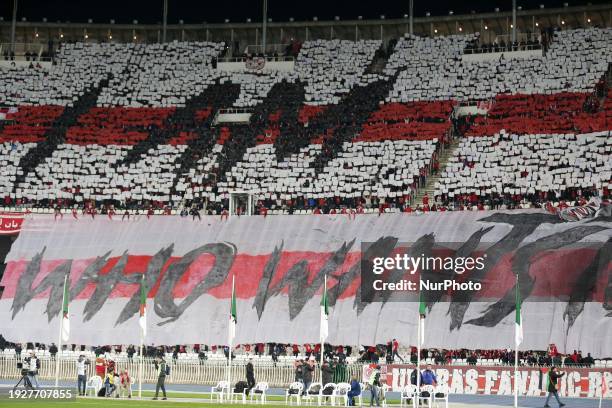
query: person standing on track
[
  {"left": 544, "top": 366, "right": 566, "bottom": 407},
  {"left": 152, "top": 356, "right": 168, "bottom": 400},
  {"left": 246, "top": 358, "right": 256, "bottom": 395}
]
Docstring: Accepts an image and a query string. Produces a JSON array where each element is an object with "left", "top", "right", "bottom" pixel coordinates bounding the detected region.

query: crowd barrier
[{"left": 0, "top": 357, "right": 361, "bottom": 388}]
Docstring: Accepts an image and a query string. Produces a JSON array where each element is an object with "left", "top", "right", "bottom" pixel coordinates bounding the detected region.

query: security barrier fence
[{"left": 0, "top": 357, "right": 362, "bottom": 388}]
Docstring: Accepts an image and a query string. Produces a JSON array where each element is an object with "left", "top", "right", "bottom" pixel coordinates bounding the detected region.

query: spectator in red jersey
[
  {"left": 392, "top": 339, "right": 404, "bottom": 362},
  {"left": 313, "top": 208, "right": 322, "bottom": 214},
  {"left": 292, "top": 344, "right": 299, "bottom": 358},
  {"left": 422, "top": 193, "right": 429, "bottom": 208},
  {"left": 95, "top": 356, "right": 107, "bottom": 378}
]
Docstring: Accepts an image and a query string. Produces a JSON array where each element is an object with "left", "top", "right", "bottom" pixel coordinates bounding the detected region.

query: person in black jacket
[
  {"left": 544, "top": 366, "right": 565, "bottom": 407},
  {"left": 302, "top": 359, "right": 314, "bottom": 395},
  {"left": 246, "top": 358, "right": 255, "bottom": 395}
]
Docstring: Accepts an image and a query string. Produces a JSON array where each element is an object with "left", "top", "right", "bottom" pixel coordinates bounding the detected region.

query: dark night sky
[{"left": 1, "top": 0, "right": 609, "bottom": 24}]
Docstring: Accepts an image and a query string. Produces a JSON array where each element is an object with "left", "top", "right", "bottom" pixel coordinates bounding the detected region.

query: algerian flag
[
  {"left": 418, "top": 291, "right": 426, "bottom": 346},
  {"left": 139, "top": 275, "right": 147, "bottom": 339},
  {"left": 515, "top": 276, "right": 523, "bottom": 347},
  {"left": 61, "top": 275, "right": 70, "bottom": 343},
  {"left": 320, "top": 276, "right": 329, "bottom": 342},
  {"left": 228, "top": 276, "right": 237, "bottom": 346}
]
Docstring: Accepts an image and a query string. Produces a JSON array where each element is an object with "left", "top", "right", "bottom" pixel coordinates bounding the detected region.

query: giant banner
[
  {"left": 0, "top": 211, "right": 610, "bottom": 353},
  {"left": 382, "top": 364, "right": 611, "bottom": 398}
]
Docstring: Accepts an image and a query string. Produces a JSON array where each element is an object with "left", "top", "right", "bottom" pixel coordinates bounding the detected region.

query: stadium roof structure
[{"left": 0, "top": 3, "right": 610, "bottom": 52}]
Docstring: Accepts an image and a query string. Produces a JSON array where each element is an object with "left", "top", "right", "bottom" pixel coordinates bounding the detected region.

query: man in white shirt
[
  {"left": 76, "top": 355, "right": 89, "bottom": 396},
  {"left": 27, "top": 352, "right": 40, "bottom": 388}
]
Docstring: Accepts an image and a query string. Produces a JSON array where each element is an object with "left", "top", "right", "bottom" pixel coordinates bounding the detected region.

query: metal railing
[{"left": 0, "top": 357, "right": 361, "bottom": 388}]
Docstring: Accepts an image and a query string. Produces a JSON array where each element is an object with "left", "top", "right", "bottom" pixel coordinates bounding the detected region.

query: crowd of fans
[{"left": 0, "top": 334, "right": 604, "bottom": 368}]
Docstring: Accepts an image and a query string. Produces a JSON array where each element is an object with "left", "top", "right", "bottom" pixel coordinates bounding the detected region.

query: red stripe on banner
[{"left": 0, "top": 248, "right": 608, "bottom": 301}]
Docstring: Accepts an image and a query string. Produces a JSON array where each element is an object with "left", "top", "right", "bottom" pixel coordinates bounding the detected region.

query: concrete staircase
[{"left": 412, "top": 137, "right": 462, "bottom": 206}]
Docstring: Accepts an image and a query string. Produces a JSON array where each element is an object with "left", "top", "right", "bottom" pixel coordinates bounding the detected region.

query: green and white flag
[
  {"left": 139, "top": 275, "right": 147, "bottom": 339},
  {"left": 228, "top": 276, "right": 237, "bottom": 346},
  {"left": 515, "top": 276, "right": 523, "bottom": 346},
  {"left": 418, "top": 291, "right": 426, "bottom": 346},
  {"left": 320, "top": 276, "right": 329, "bottom": 342},
  {"left": 61, "top": 276, "right": 70, "bottom": 343}
]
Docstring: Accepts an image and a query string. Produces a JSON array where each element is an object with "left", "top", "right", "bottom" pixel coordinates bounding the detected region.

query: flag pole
[
  {"left": 227, "top": 275, "right": 235, "bottom": 400},
  {"left": 54, "top": 274, "right": 68, "bottom": 388},
  {"left": 138, "top": 274, "right": 146, "bottom": 399},
  {"left": 514, "top": 274, "right": 520, "bottom": 408},
  {"left": 138, "top": 335, "right": 143, "bottom": 398},
  {"left": 320, "top": 275, "right": 327, "bottom": 382},
  {"left": 416, "top": 312, "right": 421, "bottom": 392}
]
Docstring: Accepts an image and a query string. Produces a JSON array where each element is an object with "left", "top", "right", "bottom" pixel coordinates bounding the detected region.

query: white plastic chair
[
  {"left": 249, "top": 382, "right": 269, "bottom": 404},
  {"left": 417, "top": 384, "right": 435, "bottom": 408},
  {"left": 231, "top": 384, "right": 247, "bottom": 404},
  {"left": 211, "top": 380, "right": 229, "bottom": 402},
  {"left": 400, "top": 384, "right": 417, "bottom": 408},
  {"left": 432, "top": 384, "right": 449, "bottom": 408},
  {"left": 285, "top": 382, "right": 304, "bottom": 405},
  {"left": 318, "top": 383, "right": 336, "bottom": 406},
  {"left": 86, "top": 375, "right": 103, "bottom": 397},
  {"left": 332, "top": 382, "right": 351, "bottom": 406},
  {"left": 301, "top": 382, "right": 321, "bottom": 405}
]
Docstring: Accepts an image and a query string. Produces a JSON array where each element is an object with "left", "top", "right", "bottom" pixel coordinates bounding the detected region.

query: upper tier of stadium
[{"left": 0, "top": 27, "right": 610, "bottom": 213}]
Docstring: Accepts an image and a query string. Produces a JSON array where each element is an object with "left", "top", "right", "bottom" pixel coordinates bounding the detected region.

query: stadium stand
[
  {"left": 0, "top": 27, "right": 609, "bottom": 214},
  {"left": 434, "top": 130, "right": 611, "bottom": 204}
]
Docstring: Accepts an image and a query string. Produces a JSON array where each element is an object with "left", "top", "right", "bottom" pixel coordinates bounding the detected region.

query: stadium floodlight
[
  {"left": 458, "top": 26, "right": 463, "bottom": 31},
  {"left": 88, "top": 18, "right": 92, "bottom": 23},
  {"left": 133, "top": 19, "right": 138, "bottom": 24},
  {"left": 334, "top": 16, "right": 340, "bottom": 21},
  {"left": 133, "top": 35, "right": 137, "bottom": 40},
  {"left": 179, "top": 19, "right": 184, "bottom": 24},
  {"left": 403, "top": 14, "right": 408, "bottom": 18},
  {"left": 425, "top": 12, "right": 430, "bottom": 16},
  {"left": 517, "top": 6, "right": 522, "bottom": 10},
  {"left": 494, "top": 7, "right": 500, "bottom": 12},
  {"left": 380, "top": 14, "right": 385, "bottom": 19},
  {"left": 563, "top": 2, "right": 568, "bottom": 6},
  {"left": 535, "top": 21, "right": 539, "bottom": 26},
  {"left": 224, "top": 19, "right": 230, "bottom": 23},
  {"left": 561, "top": 20, "right": 565, "bottom": 25},
  {"left": 484, "top": 25, "right": 488, "bottom": 30},
  {"left": 289, "top": 17, "right": 294, "bottom": 22},
  {"left": 110, "top": 19, "right": 115, "bottom": 24},
  {"left": 84, "top": 34, "right": 88, "bottom": 39},
  {"left": 510, "top": 24, "right": 514, "bottom": 28},
  {"left": 246, "top": 18, "right": 251, "bottom": 22},
  {"left": 42, "top": 17, "right": 47, "bottom": 22},
  {"left": 358, "top": 16, "right": 363, "bottom": 20},
  {"left": 109, "top": 35, "right": 112, "bottom": 40},
  {"left": 448, "top": 11, "right": 454, "bottom": 15},
  {"left": 434, "top": 28, "right": 438, "bottom": 33},
  {"left": 587, "top": 18, "right": 591, "bottom": 23},
  {"left": 539, "top": 4, "right": 544, "bottom": 8},
  {"left": 313, "top": 16, "right": 318, "bottom": 21},
  {"left": 35, "top": 32, "right": 39, "bottom": 38},
  {"left": 268, "top": 18, "right": 272, "bottom": 22},
  {"left": 21, "top": 17, "right": 26, "bottom": 21}
]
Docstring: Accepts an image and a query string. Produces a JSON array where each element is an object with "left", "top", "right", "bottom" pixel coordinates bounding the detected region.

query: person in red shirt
[
  {"left": 119, "top": 369, "right": 132, "bottom": 398},
  {"left": 292, "top": 344, "right": 299, "bottom": 358},
  {"left": 313, "top": 208, "right": 322, "bottom": 214},
  {"left": 392, "top": 339, "right": 404, "bottom": 362},
  {"left": 422, "top": 193, "right": 429, "bottom": 207},
  {"left": 95, "top": 356, "right": 107, "bottom": 378}
]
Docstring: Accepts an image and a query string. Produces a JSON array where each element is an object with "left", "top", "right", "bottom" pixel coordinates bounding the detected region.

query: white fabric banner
[{"left": 0, "top": 211, "right": 610, "bottom": 355}]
